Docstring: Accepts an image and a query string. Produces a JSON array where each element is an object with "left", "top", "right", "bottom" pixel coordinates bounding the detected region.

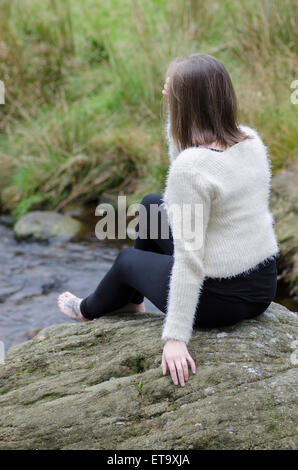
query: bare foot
[
  {"left": 110, "top": 301, "right": 146, "bottom": 314},
  {"left": 57, "top": 291, "right": 88, "bottom": 322}
]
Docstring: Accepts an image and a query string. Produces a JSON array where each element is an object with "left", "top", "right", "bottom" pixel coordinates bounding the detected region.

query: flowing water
[
  {"left": 0, "top": 212, "right": 297, "bottom": 352},
  {"left": 0, "top": 219, "right": 160, "bottom": 352}
]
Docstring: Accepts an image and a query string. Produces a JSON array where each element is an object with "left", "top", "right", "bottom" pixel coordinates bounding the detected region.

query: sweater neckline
[
  {"left": 193, "top": 127, "right": 257, "bottom": 155},
  {"left": 197, "top": 145, "right": 224, "bottom": 152}
]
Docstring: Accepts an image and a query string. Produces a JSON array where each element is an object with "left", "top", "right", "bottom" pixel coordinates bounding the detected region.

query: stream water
[
  {"left": 0, "top": 212, "right": 297, "bottom": 352},
  {"left": 0, "top": 219, "right": 161, "bottom": 352}
]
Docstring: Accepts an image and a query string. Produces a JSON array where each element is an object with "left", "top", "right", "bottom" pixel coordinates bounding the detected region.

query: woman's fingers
[
  {"left": 164, "top": 358, "right": 187, "bottom": 386},
  {"left": 181, "top": 358, "right": 189, "bottom": 382},
  {"left": 186, "top": 354, "right": 196, "bottom": 374},
  {"left": 175, "top": 360, "right": 185, "bottom": 387},
  {"left": 168, "top": 360, "right": 178, "bottom": 385},
  {"left": 161, "top": 340, "right": 196, "bottom": 386}
]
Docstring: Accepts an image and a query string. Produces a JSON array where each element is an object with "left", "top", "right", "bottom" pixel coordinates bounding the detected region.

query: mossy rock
[
  {"left": 14, "top": 211, "right": 83, "bottom": 242},
  {"left": 0, "top": 302, "right": 297, "bottom": 450},
  {"left": 270, "top": 163, "right": 298, "bottom": 295}
]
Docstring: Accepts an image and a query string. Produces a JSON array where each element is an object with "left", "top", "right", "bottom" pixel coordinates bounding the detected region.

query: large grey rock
[
  {"left": 0, "top": 302, "right": 297, "bottom": 450},
  {"left": 270, "top": 164, "right": 298, "bottom": 295},
  {"left": 14, "top": 211, "right": 83, "bottom": 241}
]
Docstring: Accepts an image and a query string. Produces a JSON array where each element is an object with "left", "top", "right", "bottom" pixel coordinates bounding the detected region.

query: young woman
[{"left": 58, "top": 53, "right": 279, "bottom": 388}]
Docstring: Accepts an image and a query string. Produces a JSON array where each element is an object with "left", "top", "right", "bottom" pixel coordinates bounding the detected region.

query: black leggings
[{"left": 80, "top": 193, "right": 273, "bottom": 328}]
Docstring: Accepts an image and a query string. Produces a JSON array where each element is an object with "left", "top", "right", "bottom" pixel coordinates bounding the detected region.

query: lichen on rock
[
  {"left": 0, "top": 302, "right": 297, "bottom": 450},
  {"left": 270, "top": 163, "right": 298, "bottom": 296}
]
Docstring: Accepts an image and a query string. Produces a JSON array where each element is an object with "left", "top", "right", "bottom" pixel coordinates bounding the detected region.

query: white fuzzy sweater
[{"left": 161, "top": 115, "right": 279, "bottom": 344}]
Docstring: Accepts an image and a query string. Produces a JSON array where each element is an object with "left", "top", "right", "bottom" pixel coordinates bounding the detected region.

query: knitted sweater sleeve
[{"left": 161, "top": 160, "right": 212, "bottom": 344}]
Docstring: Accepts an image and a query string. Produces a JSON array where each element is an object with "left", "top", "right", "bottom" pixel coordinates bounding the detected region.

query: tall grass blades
[{"left": 0, "top": 0, "right": 297, "bottom": 218}]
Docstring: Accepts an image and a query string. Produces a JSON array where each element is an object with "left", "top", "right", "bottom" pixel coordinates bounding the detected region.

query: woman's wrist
[{"left": 165, "top": 338, "right": 185, "bottom": 345}]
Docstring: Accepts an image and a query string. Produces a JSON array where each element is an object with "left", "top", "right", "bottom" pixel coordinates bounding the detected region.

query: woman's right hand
[
  {"left": 162, "top": 76, "right": 170, "bottom": 101},
  {"left": 161, "top": 338, "right": 196, "bottom": 387}
]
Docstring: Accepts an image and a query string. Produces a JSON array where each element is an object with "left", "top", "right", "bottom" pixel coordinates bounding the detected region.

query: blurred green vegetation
[{"left": 0, "top": 0, "right": 297, "bottom": 219}]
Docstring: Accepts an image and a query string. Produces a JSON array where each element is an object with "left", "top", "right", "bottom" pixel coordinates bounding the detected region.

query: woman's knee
[
  {"left": 140, "top": 193, "right": 162, "bottom": 209},
  {"left": 139, "top": 193, "right": 164, "bottom": 231},
  {"left": 114, "top": 247, "right": 134, "bottom": 276}
]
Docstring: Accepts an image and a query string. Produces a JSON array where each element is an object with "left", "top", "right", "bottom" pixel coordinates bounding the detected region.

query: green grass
[
  {"left": 0, "top": 0, "right": 297, "bottom": 219},
  {"left": 138, "top": 379, "right": 143, "bottom": 395}
]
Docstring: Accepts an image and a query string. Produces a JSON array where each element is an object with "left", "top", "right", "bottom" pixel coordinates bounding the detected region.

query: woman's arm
[
  {"left": 162, "top": 162, "right": 212, "bottom": 344},
  {"left": 161, "top": 158, "right": 212, "bottom": 386}
]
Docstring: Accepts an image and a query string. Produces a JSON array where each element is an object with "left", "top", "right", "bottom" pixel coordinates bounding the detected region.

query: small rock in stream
[{"left": 14, "top": 211, "right": 84, "bottom": 242}]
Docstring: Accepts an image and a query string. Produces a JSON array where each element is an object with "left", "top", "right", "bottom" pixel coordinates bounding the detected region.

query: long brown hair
[{"left": 164, "top": 53, "right": 251, "bottom": 151}]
